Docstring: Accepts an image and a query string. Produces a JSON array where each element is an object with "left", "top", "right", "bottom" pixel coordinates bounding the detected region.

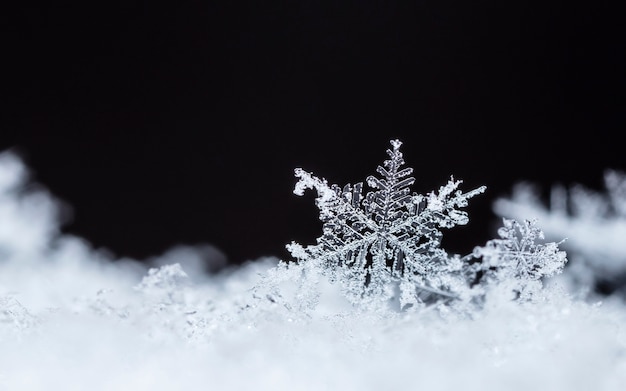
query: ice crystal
[
  {"left": 287, "top": 139, "right": 486, "bottom": 309},
  {"left": 473, "top": 218, "right": 568, "bottom": 300},
  {"left": 135, "top": 263, "right": 190, "bottom": 303},
  {"left": 493, "top": 170, "right": 626, "bottom": 298},
  {"left": 0, "top": 295, "right": 37, "bottom": 335}
]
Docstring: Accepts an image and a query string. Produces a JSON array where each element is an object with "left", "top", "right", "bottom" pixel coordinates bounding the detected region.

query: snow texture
[{"left": 1, "top": 149, "right": 625, "bottom": 391}]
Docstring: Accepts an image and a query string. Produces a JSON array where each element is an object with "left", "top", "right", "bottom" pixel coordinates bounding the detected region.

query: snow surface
[{"left": 1, "top": 151, "right": 625, "bottom": 391}]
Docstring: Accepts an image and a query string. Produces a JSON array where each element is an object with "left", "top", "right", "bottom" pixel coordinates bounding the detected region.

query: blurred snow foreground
[{"left": 1, "top": 147, "right": 626, "bottom": 391}]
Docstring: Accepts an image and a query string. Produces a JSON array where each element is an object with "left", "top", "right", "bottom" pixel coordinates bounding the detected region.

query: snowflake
[
  {"left": 473, "top": 218, "right": 568, "bottom": 300},
  {"left": 493, "top": 170, "right": 626, "bottom": 297},
  {"left": 287, "top": 139, "right": 486, "bottom": 309}
]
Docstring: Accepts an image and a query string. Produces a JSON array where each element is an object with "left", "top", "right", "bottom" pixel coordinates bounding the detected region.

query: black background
[{"left": 4, "top": 2, "right": 625, "bottom": 266}]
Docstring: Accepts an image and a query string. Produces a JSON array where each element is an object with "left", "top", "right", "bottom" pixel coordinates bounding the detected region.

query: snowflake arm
[
  {"left": 387, "top": 178, "right": 486, "bottom": 262},
  {"left": 293, "top": 168, "right": 379, "bottom": 233}
]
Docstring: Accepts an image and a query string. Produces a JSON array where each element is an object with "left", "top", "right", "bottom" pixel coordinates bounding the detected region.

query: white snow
[{"left": 1, "top": 151, "right": 625, "bottom": 391}]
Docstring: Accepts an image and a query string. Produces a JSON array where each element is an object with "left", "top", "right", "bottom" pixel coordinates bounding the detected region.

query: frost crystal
[{"left": 287, "top": 139, "right": 486, "bottom": 309}]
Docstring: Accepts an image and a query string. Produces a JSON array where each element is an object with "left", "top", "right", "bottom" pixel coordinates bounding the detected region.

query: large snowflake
[{"left": 287, "top": 139, "right": 486, "bottom": 308}]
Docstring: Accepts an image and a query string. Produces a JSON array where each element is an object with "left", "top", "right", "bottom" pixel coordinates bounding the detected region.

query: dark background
[{"left": 4, "top": 2, "right": 624, "bottom": 266}]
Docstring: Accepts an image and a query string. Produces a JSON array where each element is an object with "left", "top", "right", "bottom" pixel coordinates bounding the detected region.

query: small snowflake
[{"left": 473, "top": 218, "right": 568, "bottom": 300}]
